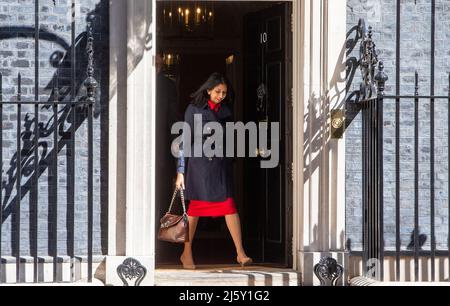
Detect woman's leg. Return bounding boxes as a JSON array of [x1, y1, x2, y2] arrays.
[[225, 213, 250, 261], [180, 216, 199, 267]]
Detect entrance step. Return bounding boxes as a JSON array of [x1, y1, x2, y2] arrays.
[[155, 265, 301, 286]]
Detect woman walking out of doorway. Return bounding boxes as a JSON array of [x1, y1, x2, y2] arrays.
[[175, 72, 252, 269]]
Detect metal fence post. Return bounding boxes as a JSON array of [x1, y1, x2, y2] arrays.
[[373, 61, 388, 281]]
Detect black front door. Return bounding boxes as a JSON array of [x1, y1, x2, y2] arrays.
[[243, 3, 293, 267]]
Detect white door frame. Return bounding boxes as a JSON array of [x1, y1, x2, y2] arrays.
[[108, 0, 347, 286]]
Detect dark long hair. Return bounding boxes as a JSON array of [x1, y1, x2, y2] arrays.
[[190, 72, 234, 107]]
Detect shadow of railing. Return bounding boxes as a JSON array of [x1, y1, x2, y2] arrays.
[[303, 19, 364, 184], [301, 19, 366, 254]]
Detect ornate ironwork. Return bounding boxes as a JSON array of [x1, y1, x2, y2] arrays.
[[358, 19, 389, 101], [313, 256, 344, 286], [84, 22, 98, 106], [359, 22, 378, 100], [117, 258, 147, 286]]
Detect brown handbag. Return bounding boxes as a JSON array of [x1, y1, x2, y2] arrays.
[[158, 188, 189, 243]]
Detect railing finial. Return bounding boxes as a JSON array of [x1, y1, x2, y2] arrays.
[[375, 61, 388, 96]]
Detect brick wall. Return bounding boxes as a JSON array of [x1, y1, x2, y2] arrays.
[[346, 0, 450, 251], [0, 0, 108, 256]]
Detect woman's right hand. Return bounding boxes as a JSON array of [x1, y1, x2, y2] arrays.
[[175, 173, 185, 190]]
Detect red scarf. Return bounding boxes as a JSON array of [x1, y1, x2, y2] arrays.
[[208, 100, 222, 113]]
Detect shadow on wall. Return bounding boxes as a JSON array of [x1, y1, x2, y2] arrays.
[[0, 0, 109, 256], [303, 20, 364, 182], [302, 19, 364, 251]]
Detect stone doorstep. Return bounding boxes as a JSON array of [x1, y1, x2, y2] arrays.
[[155, 265, 301, 286]]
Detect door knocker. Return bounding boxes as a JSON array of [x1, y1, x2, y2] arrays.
[[256, 83, 266, 112]]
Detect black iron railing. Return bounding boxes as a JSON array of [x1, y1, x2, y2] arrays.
[[355, 20, 387, 280], [354, 10, 450, 282], [0, 0, 97, 284]]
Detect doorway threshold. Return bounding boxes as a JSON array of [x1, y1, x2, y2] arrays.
[[155, 265, 301, 286]]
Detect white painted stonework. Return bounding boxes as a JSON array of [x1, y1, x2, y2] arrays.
[[295, 0, 348, 285], [107, 0, 156, 285]]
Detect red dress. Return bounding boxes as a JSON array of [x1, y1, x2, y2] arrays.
[[187, 100, 237, 217]]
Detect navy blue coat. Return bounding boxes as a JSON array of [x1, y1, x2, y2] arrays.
[[177, 102, 234, 202]]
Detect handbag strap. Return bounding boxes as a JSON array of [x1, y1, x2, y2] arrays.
[[167, 188, 187, 215]]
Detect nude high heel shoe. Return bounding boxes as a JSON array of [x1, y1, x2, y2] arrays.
[[180, 255, 196, 270], [237, 256, 253, 267]]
